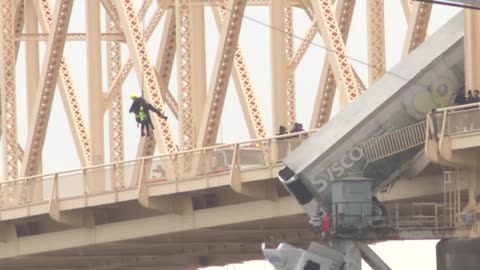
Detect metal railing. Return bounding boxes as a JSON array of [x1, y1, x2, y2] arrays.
[[361, 121, 426, 163], [427, 102, 480, 139], [331, 201, 457, 232], [0, 130, 315, 209], [444, 170, 463, 227]]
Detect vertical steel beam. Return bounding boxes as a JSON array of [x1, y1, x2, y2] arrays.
[[155, 10, 178, 118], [24, 0, 39, 129], [175, 0, 195, 151], [191, 5, 207, 135], [212, 7, 266, 139], [0, 0, 19, 180], [114, 0, 177, 155], [21, 0, 74, 177], [402, 1, 432, 58], [86, 0, 105, 168], [23, 0, 42, 200], [285, 6, 297, 129], [366, 0, 385, 84], [106, 4, 124, 181], [33, 0, 92, 167], [464, 9, 480, 90], [86, 0, 105, 192], [196, 0, 247, 147], [269, 0, 288, 132], [401, 0, 413, 22], [309, 0, 359, 103]]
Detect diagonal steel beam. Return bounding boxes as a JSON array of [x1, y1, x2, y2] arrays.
[[290, 0, 337, 72], [0, 0, 26, 168], [21, 0, 74, 176], [0, 0, 19, 180], [309, 0, 360, 103], [138, 10, 178, 160], [155, 10, 178, 118], [115, 0, 177, 154], [401, 0, 414, 22], [402, 1, 432, 58], [101, 0, 122, 28], [33, 0, 92, 167], [14, 0, 24, 57], [212, 7, 266, 139], [197, 0, 248, 147], [309, 0, 362, 129], [289, 20, 317, 72], [104, 1, 170, 110]]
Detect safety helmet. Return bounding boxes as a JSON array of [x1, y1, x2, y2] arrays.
[[129, 93, 139, 99]]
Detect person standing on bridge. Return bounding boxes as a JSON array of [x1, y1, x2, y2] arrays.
[[453, 87, 467, 106], [276, 125, 289, 161], [471, 90, 480, 103], [321, 213, 331, 240], [129, 93, 168, 137], [289, 122, 306, 150]]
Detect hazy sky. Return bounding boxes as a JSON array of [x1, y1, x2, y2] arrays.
[[201, 240, 438, 270], [9, 0, 461, 269]]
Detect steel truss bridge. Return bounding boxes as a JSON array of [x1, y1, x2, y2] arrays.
[[1, 0, 480, 269]]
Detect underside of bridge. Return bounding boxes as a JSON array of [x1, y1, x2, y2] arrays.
[[0, 177, 319, 270], [1, 215, 316, 270]]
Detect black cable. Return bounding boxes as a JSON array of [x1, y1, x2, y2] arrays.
[[237, 10, 421, 87], [212, 4, 462, 89], [241, 12, 374, 69], [414, 0, 480, 10]]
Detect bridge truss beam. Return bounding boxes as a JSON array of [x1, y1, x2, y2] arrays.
[[0, 0, 446, 184], [21, 0, 75, 177]]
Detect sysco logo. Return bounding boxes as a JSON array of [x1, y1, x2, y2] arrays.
[[312, 146, 364, 192]]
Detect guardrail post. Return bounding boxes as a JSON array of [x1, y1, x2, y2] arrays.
[[395, 203, 399, 229], [48, 173, 94, 228], [439, 110, 448, 148], [137, 158, 148, 207], [82, 169, 88, 205], [229, 144, 241, 193]]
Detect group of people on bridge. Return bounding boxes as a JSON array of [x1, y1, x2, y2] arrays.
[[275, 122, 306, 160], [454, 87, 480, 105]]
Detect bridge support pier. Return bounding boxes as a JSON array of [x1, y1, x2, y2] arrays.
[[333, 240, 392, 270], [437, 238, 480, 270]]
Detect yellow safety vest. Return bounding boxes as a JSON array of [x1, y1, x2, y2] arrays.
[[136, 106, 145, 122]]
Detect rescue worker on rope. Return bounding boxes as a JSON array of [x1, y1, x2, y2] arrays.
[[129, 93, 168, 137]]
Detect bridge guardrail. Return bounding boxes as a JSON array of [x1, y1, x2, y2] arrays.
[[0, 130, 316, 209], [331, 201, 458, 233], [427, 102, 480, 137]]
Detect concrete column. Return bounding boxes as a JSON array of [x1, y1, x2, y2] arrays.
[[437, 239, 480, 270], [334, 240, 362, 270]]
